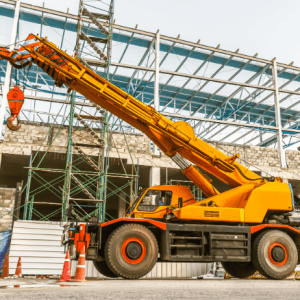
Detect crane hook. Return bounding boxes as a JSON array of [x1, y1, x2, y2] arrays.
[[6, 86, 24, 131]]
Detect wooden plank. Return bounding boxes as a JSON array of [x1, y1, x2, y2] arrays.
[[11, 233, 61, 241], [9, 269, 63, 275], [9, 257, 65, 264], [13, 221, 65, 231], [11, 239, 62, 246], [9, 251, 65, 258], [171, 263, 177, 278], [161, 262, 167, 278], [156, 263, 162, 278], [10, 245, 64, 252], [176, 263, 182, 278], [12, 227, 63, 235], [182, 263, 187, 278], [166, 263, 172, 278], [9, 263, 64, 270]]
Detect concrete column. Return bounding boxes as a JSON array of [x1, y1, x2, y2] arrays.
[[0, 153, 2, 171], [149, 166, 160, 187], [117, 192, 126, 218]]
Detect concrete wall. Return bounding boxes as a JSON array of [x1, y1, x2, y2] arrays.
[[1, 122, 300, 181], [0, 188, 16, 232]]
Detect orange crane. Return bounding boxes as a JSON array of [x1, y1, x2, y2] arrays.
[[1, 34, 300, 280]]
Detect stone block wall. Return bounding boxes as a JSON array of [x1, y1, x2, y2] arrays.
[[1, 122, 152, 156], [286, 150, 300, 169], [0, 188, 16, 232], [209, 142, 281, 168], [109, 131, 151, 155], [1, 121, 300, 180]]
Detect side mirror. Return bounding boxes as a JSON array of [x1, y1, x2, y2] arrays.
[[178, 197, 183, 208], [64, 204, 73, 217]]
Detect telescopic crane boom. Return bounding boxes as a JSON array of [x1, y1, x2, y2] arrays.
[[0, 34, 292, 225], [1, 34, 263, 195]]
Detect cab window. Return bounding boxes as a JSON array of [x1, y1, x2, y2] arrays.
[[137, 190, 172, 212]]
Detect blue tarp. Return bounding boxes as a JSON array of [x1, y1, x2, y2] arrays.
[[0, 231, 11, 274]]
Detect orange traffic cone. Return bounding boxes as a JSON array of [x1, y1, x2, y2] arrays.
[[68, 246, 86, 282], [1, 254, 9, 279], [15, 257, 22, 278], [57, 250, 71, 282]]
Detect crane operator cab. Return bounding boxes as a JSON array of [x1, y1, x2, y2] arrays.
[[127, 185, 197, 220]]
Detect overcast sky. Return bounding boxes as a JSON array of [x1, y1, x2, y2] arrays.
[[20, 0, 300, 66]]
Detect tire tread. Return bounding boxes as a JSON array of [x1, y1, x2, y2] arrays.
[[105, 223, 158, 279]]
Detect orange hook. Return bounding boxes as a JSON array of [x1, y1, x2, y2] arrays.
[[6, 86, 24, 131]]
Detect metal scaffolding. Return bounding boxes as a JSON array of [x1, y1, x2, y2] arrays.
[[0, 0, 139, 222]]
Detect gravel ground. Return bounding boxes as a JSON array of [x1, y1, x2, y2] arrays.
[[1, 278, 300, 300]]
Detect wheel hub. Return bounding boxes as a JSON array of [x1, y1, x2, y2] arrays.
[[271, 246, 285, 263], [268, 242, 288, 266], [121, 237, 147, 265], [125, 242, 142, 260]]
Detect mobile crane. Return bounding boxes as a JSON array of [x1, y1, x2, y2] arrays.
[[1, 34, 300, 280]]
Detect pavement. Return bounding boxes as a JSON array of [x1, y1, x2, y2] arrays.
[[1, 277, 300, 299]]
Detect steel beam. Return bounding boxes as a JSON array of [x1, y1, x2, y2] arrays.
[[272, 59, 284, 167], [153, 31, 160, 155], [2, 0, 300, 72], [83, 60, 300, 96], [161, 112, 300, 134], [0, 0, 20, 139]]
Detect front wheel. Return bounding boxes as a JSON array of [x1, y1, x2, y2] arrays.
[[222, 261, 256, 278], [105, 224, 158, 279], [252, 230, 298, 280]]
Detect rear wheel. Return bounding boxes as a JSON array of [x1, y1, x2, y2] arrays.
[[93, 260, 118, 278], [252, 230, 298, 280], [105, 224, 158, 279], [222, 261, 256, 278]]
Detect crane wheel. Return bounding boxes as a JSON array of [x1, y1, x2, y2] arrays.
[[93, 260, 119, 278], [104, 224, 158, 279], [252, 230, 298, 280], [221, 261, 256, 278]]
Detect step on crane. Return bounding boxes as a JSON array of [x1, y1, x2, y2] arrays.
[[1, 34, 300, 280]]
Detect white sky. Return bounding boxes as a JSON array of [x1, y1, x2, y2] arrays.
[[3, 0, 300, 150], [20, 0, 300, 66], [116, 0, 300, 66]]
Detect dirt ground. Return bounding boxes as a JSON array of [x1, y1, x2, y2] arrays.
[[1, 278, 300, 300]]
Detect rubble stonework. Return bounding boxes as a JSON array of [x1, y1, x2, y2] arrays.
[[0, 188, 16, 232], [0, 122, 300, 180]]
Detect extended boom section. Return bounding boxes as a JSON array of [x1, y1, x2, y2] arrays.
[[0, 34, 293, 224], [1, 34, 262, 189], [3, 34, 300, 281]]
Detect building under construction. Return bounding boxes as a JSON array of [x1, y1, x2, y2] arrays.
[[1, 0, 300, 278]]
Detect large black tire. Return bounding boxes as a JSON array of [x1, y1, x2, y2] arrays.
[[222, 261, 256, 279], [252, 230, 298, 280], [105, 224, 158, 279], [93, 260, 119, 278]]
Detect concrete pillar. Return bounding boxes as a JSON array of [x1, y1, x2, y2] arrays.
[[0, 153, 2, 171], [117, 192, 126, 218], [149, 166, 160, 187]]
